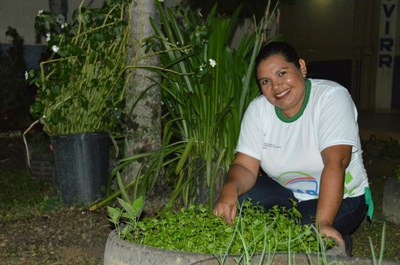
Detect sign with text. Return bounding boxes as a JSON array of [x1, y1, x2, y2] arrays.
[[376, 0, 398, 110]]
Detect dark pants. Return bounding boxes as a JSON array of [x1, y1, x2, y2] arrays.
[[238, 172, 367, 236]]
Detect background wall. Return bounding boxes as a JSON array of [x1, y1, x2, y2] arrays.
[[279, 0, 355, 92], [279, 0, 355, 62], [0, 0, 104, 70], [0, 0, 104, 45]]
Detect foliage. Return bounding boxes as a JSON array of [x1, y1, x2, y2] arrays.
[[361, 135, 400, 182], [36, 195, 64, 214], [107, 196, 144, 239], [369, 222, 387, 265], [142, 1, 277, 210], [90, 119, 194, 212], [121, 201, 329, 255], [361, 136, 400, 159], [0, 27, 32, 131], [96, 0, 278, 218], [28, 0, 132, 135], [395, 165, 400, 183], [0, 170, 57, 222]]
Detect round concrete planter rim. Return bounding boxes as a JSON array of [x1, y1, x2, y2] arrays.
[[104, 230, 398, 265]]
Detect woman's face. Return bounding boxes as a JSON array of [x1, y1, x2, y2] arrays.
[[257, 54, 307, 118]]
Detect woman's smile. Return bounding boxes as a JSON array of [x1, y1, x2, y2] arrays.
[[275, 88, 291, 99]]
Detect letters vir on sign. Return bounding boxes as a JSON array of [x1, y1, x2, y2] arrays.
[[379, 2, 396, 68]]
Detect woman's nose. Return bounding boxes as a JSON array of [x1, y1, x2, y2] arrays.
[[271, 80, 280, 91]]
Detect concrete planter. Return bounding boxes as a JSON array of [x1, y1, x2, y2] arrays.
[[104, 230, 397, 265]]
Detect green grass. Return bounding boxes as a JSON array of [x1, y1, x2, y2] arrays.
[[0, 170, 62, 222]]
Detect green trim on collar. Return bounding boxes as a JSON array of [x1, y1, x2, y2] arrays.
[[275, 79, 311, 123]]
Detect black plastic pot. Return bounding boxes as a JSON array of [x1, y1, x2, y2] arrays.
[[50, 132, 110, 205]]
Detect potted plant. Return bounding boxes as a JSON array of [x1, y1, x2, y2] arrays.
[[27, 0, 132, 205]]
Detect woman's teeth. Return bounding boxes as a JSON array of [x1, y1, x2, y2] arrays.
[[276, 89, 290, 98]]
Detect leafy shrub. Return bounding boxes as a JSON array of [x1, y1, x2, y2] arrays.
[[28, 0, 131, 135]]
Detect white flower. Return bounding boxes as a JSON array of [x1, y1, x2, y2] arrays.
[[199, 63, 205, 71], [61, 23, 67, 29], [24, 71, 28, 80], [51, 45, 59, 53], [37, 10, 43, 16], [46, 33, 51, 42], [209, 59, 217, 68]]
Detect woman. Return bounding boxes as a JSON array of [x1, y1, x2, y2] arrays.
[[213, 41, 371, 256]]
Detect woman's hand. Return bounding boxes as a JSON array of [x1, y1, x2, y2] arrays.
[[213, 153, 260, 224], [319, 222, 349, 257], [319, 222, 345, 246], [213, 182, 238, 224]]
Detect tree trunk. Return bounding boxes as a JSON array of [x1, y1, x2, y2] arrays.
[[124, 0, 161, 184]]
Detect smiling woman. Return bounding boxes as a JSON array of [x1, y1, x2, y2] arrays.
[[213, 41, 372, 257]]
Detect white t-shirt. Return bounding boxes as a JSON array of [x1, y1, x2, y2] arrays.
[[236, 79, 369, 201]]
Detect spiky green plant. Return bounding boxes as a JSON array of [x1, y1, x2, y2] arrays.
[[96, 1, 278, 215], [146, 1, 276, 210]]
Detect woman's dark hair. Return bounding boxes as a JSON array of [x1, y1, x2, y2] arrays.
[[255, 41, 301, 80]]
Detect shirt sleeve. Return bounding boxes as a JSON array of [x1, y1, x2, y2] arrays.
[[236, 101, 264, 160], [317, 87, 360, 152]]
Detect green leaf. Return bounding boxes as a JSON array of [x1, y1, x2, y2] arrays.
[[131, 196, 145, 217], [174, 137, 195, 175], [107, 206, 122, 225]]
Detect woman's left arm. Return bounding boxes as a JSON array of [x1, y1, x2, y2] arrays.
[[317, 144, 352, 246]]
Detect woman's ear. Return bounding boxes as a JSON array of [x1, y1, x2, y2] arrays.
[[299, 59, 307, 78]]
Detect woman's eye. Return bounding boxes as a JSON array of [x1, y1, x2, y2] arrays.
[[278, 71, 286, 77], [260, 79, 269, 85]]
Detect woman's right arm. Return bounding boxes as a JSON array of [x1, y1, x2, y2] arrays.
[[213, 152, 260, 224]]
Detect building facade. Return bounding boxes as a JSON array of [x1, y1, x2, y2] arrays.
[[1, 0, 399, 112]]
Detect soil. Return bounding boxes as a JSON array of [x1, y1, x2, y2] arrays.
[[0, 133, 400, 265], [0, 207, 110, 265]]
